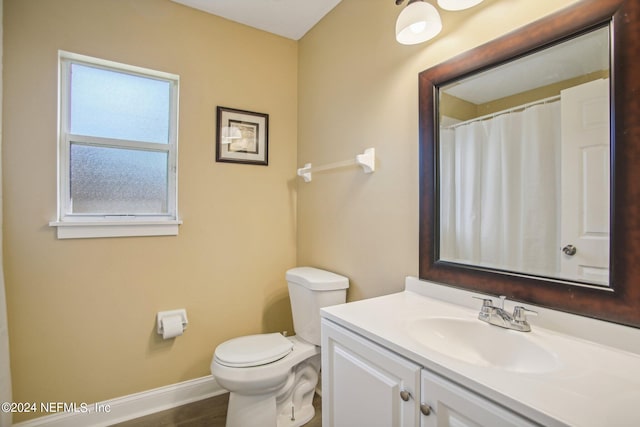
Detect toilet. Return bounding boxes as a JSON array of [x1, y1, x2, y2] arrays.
[[211, 267, 349, 427]]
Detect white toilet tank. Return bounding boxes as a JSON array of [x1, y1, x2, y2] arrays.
[[286, 267, 348, 346]]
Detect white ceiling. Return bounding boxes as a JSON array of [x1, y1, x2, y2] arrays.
[[171, 0, 343, 40], [445, 26, 610, 104]]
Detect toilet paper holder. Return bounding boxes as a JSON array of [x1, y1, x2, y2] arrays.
[[156, 309, 188, 335]]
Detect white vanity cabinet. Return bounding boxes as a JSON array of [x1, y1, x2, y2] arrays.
[[322, 319, 538, 427], [420, 369, 537, 427], [320, 278, 640, 427], [322, 318, 421, 427]]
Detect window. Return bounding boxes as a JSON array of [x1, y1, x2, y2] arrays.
[[51, 51, 180, 239]]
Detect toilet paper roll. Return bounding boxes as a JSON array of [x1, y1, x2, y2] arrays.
[[161, 315, 184, 339]]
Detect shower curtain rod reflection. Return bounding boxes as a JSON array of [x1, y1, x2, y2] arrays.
[[444, 94, 560, 129]]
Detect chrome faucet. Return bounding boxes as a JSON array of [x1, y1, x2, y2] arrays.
[[474, 296, 536, 332]]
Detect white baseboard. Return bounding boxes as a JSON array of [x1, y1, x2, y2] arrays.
[[13, 375, 226, 427]]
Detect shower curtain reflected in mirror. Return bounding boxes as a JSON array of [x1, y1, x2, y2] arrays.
[[439, 101, 561, 278]]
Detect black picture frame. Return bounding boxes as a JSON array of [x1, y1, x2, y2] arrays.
[[216, 106, 269, 166]]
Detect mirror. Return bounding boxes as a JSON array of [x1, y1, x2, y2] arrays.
[[419, 0, 640, 328], [439, 26, 610, 287]]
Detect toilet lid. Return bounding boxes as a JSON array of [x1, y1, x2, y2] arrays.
[[215, 333, 293, 368]]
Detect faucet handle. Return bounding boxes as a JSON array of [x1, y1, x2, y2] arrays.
[[472, 297, 494, 322], [472, 296, 494, 309], [513, 306, 537, 322]]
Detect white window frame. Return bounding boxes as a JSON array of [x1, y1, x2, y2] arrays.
[[50, 51, 181, 239]]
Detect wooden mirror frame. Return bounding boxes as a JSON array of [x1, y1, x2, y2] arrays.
[[418, 0, 640, 328]]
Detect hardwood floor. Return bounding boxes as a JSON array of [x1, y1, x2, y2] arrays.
[[110, 392, 322, 427]]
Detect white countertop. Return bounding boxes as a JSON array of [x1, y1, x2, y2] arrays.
[[321, 277, 640, 427]]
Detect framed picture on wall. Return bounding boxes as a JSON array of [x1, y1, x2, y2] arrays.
[[216, 106, 269, 166]]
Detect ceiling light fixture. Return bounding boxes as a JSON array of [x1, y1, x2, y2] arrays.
[[395, 0, 442, 45], [395, 0, 485, 45], [437, 0, 484, 11]]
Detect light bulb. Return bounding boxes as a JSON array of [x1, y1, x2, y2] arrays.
[[396, 2, 442, 45], [410, 21, 427, 34]]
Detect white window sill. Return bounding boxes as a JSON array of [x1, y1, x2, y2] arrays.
[[49, 219, 183, 239]]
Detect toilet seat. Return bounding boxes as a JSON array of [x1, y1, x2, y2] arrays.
[[215, 333, 293, 368]]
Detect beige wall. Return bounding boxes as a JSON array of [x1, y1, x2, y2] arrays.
[[297, 0, 581, 302], [3, 0, 587, 422], [3, 0, 297, 421]]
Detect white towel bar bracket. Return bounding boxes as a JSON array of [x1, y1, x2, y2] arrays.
[[297, 148, 375, 183]]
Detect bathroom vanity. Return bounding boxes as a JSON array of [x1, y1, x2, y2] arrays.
[[320, 277, 640, 427]]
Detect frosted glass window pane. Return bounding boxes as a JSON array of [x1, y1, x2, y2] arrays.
[[69, 63, 170, 144], [70, 144, 168, 214]]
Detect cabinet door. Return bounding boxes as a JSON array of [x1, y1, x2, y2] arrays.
[[420, 369, 537, 427], [322, 319, 421, 427]]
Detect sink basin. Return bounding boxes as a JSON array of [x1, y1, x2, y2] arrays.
[[407, 317, 561, 373]]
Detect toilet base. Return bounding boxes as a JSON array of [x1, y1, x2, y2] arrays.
[[275, 354, 319, 427], [224, 354, 320, 427], [276, 403, 315, 427], [226, 393, 277, 427], [225, 392, 316, 427]]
